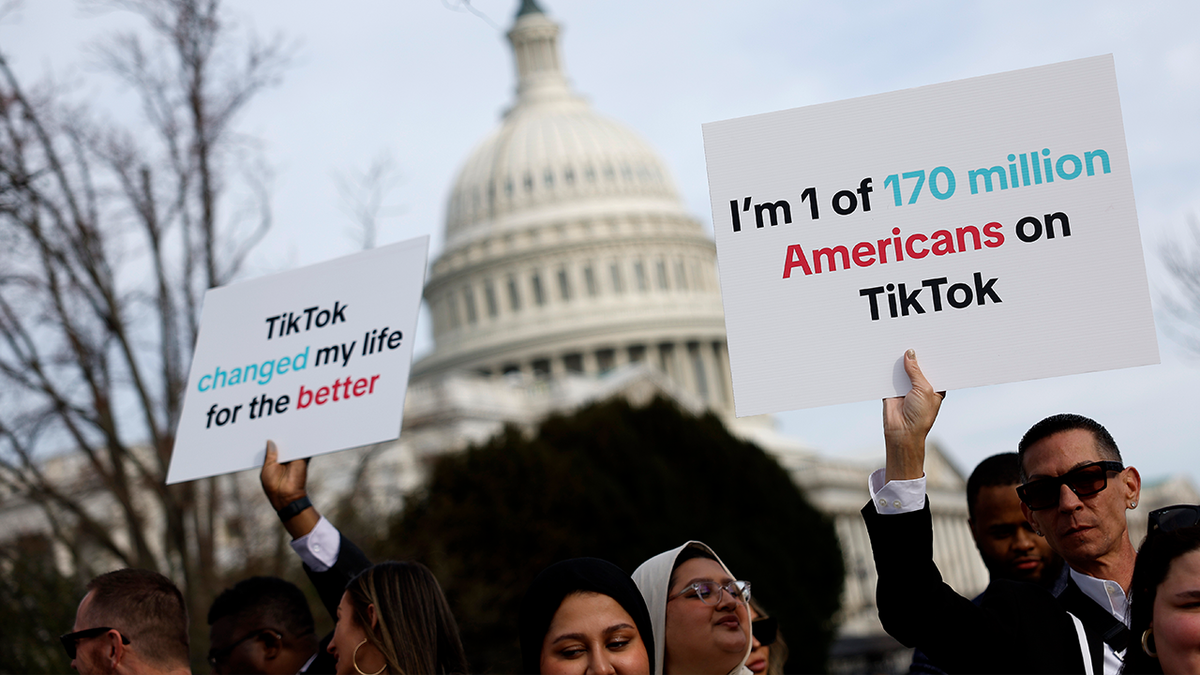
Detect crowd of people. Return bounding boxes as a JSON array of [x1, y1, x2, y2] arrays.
[[56, 352, 1198, 674]]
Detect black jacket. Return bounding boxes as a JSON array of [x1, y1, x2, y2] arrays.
[[862, 500, 1102, 674], [301, 533, 373, 674]]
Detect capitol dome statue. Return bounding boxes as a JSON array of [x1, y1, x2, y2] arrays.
[[413, 0, 732, 413]]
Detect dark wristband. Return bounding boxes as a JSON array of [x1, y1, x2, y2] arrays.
[[277, 496, 312, 522]]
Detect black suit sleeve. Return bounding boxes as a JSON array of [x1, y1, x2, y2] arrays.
[[861, 500, 1085, 674], [303, 531, 372, 621]]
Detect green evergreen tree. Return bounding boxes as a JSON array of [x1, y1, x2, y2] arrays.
[[380, 396, 844, 673], [0, 536, 82, 674]]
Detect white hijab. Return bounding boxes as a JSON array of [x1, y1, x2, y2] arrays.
[[631, 541, 752, 675]]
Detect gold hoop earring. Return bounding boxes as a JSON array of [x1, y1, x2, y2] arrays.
[[1142, 628, 1157, 658], [353, 638, 386, 675]]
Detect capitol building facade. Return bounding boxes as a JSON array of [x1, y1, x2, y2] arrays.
[[390, 3, 983, 667]]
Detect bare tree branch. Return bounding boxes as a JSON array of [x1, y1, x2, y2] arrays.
[[1158, 214, 1200, 355], [0, 0, 290, 637], [336, 151, 404, 251]]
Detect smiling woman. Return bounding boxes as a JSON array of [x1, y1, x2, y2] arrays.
[[632, 542, 752, 675], [520, 558, 655, 675]]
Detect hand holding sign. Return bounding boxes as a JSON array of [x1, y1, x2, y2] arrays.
[[261, 440, 319, 540], [882, 351, 942, 483], [260, 440, 308, 511]]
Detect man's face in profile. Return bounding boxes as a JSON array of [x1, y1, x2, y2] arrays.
[[970, 483, 1060, 583]]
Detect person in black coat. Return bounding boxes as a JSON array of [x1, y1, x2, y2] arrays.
[[865, 350, 1141, 675], [907, 453, 1069, 674]]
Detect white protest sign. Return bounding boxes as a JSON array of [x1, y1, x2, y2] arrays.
[[166, 236, 429, 484], [703, 55, 1158, 417]]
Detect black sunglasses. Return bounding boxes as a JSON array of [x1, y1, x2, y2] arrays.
[[1148, 504, 1200, 535], [207, 629, 282, 668], [60, 627, 129, 660], [752, 616, 778, 646], [1016, 461, 1125, 511]]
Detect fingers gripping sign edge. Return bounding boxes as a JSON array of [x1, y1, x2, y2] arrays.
[[883, 350, 944, 482], [261, 439, 309, 511]]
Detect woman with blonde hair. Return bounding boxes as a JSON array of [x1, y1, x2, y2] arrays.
[[327, 561, 469, 675]]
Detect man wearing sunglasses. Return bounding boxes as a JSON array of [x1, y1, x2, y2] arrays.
[[863, 351, 1141, 675], [62, 568, 190, 674]]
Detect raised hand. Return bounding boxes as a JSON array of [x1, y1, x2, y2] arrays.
[[882, 350, 943, 482], [261, 440, 319, 538], [260, 440, 310, 511]]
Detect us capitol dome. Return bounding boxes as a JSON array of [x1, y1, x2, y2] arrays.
[[411, 0, 732, 412], [391, 10, 991, 660], [394, 5, 998, 664]]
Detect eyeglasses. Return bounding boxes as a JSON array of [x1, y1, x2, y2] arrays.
[[669, 580, 751, 606], [1016, 461, 1125, 511], [1148, 504, 1200, 535], [752, 616, 778, 646], [60, 627, 129, 660], [207, 629, 282, 669]]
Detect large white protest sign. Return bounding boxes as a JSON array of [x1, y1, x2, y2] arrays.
[[703, 55, 1158, 417], [166, 237, 428, 484]]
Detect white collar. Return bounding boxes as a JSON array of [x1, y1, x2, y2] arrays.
[[298, 650, 318, 674], [1069, 567, 1129, 625]]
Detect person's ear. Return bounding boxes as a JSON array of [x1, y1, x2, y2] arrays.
[[106, 629, 126, 668], [261, 631, 283, 660], [1123, 466, 1141, 504]]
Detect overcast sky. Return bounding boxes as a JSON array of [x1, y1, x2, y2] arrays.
[[3, 0, 1198, 487]]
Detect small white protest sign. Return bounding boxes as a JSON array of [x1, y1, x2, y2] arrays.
[[166, 236, 429, 484], [702, 55, 1158, 417]]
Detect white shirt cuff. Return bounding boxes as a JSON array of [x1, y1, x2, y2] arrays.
[[289, 515, 341, 572], [868, 468, 927, 514]]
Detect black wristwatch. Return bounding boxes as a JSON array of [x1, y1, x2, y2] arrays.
[[277, 495, 312, 522]]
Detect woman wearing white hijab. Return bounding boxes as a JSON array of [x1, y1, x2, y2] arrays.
[[632, 541, 753, 675]]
